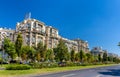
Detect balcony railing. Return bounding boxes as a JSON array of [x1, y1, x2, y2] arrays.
[[31, 29, 45, 35]]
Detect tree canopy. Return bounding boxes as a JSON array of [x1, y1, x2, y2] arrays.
[[3, 38, 16, 60], [54, 39, 69, 62], [15, 33, 23, 57]]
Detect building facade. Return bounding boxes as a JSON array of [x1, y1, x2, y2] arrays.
[[108, 53, 118, 58], [15, 19, 46, 47], [0, 14, 89, 53], [91, 47, 119, 58], [0, 28, 14, 59], [0, 28, 14, 49], [74, 39, 89, 53], [45, 26, 59, 49], [91, 47, 104, 56]]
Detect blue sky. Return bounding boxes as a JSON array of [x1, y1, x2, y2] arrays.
[[0, 0, 120, 55]]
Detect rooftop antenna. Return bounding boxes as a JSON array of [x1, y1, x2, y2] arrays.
[[25, 12, 31, 19]]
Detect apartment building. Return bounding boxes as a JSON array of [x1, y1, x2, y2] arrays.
[[61, 37, 78, 52], [0, 14, 89, 53], [15, 18, 46, 47], [45, 26, 59, 49], [0, 28, 14, 59], [0, 28, 14, 49], [91, 47, 104, 56], [74, 39, 89, 53], [91, 47, 119, 59], [108, 53, 118, 58]]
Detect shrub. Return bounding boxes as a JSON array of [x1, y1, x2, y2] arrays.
[[0, 58, 3, 64], [29, 62, 58, 69], [81, 63, 89, 66], [58, 62, 67, 67], [92, 62, 103, 65], [48, 62, 58, 68], [66, 62, 76, 66], [6, 64, 31, 70]]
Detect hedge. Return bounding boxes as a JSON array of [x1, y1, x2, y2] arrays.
[[6, 64, 31, 70], [29, 62, 58, 69]]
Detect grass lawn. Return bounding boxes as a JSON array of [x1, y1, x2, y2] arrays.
[[0, 64, 118, 77]]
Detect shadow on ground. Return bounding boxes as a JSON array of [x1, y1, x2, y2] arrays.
[[99, 69, 120, 76]]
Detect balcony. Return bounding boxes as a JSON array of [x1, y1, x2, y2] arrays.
[[31, 29, 45, 36], [50, 34, 58, 39]]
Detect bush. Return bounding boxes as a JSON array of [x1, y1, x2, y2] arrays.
[[81, 63, 90, 66], [92, 62, 103, 65], [66, 62, 76, 66], [0, 58, 9, 64], [48, 62, 58, 68], [6, 64, 31, 70], [29, 62, 58, 69], [0, 58, 3, 64], [58, 62, 67, 67]]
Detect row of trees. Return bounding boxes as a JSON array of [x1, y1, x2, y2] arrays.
[[2, 33, 120, 63]]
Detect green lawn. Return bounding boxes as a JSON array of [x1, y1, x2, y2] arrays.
[[0, 64, 118, 77]]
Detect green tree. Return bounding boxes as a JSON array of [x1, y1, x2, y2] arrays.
[[75, 53, 79, 62], [45, 49, 54, 61], [108, 56, 113, 62], [54, 39, 69, 62], [70, 49, 75, 62], [79, 50, 85, 62], [103, 52, 108, 62], [86, 53, 92, 63], [94, 55, 98, 62], [43, 44, 47, 59], [84, 54, 87, 62], [36, 42, 46, 61], [15, 33, 23, 58], [4, 38, 16, 60], [27, 46, 36, 62], [21, 46, 29, 61], [66, 52, 70, 61], [98, 54, 102, 62], [91, 55, 95, 62], [113, 57, 120, 63], [21, 46, 36, 62], [35, 52, 41, 62]]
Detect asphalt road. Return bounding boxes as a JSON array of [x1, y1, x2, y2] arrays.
[[32, 65, 120, 77]]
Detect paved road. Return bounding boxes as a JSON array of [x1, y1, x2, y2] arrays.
[[32, 65, 120, 77]]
